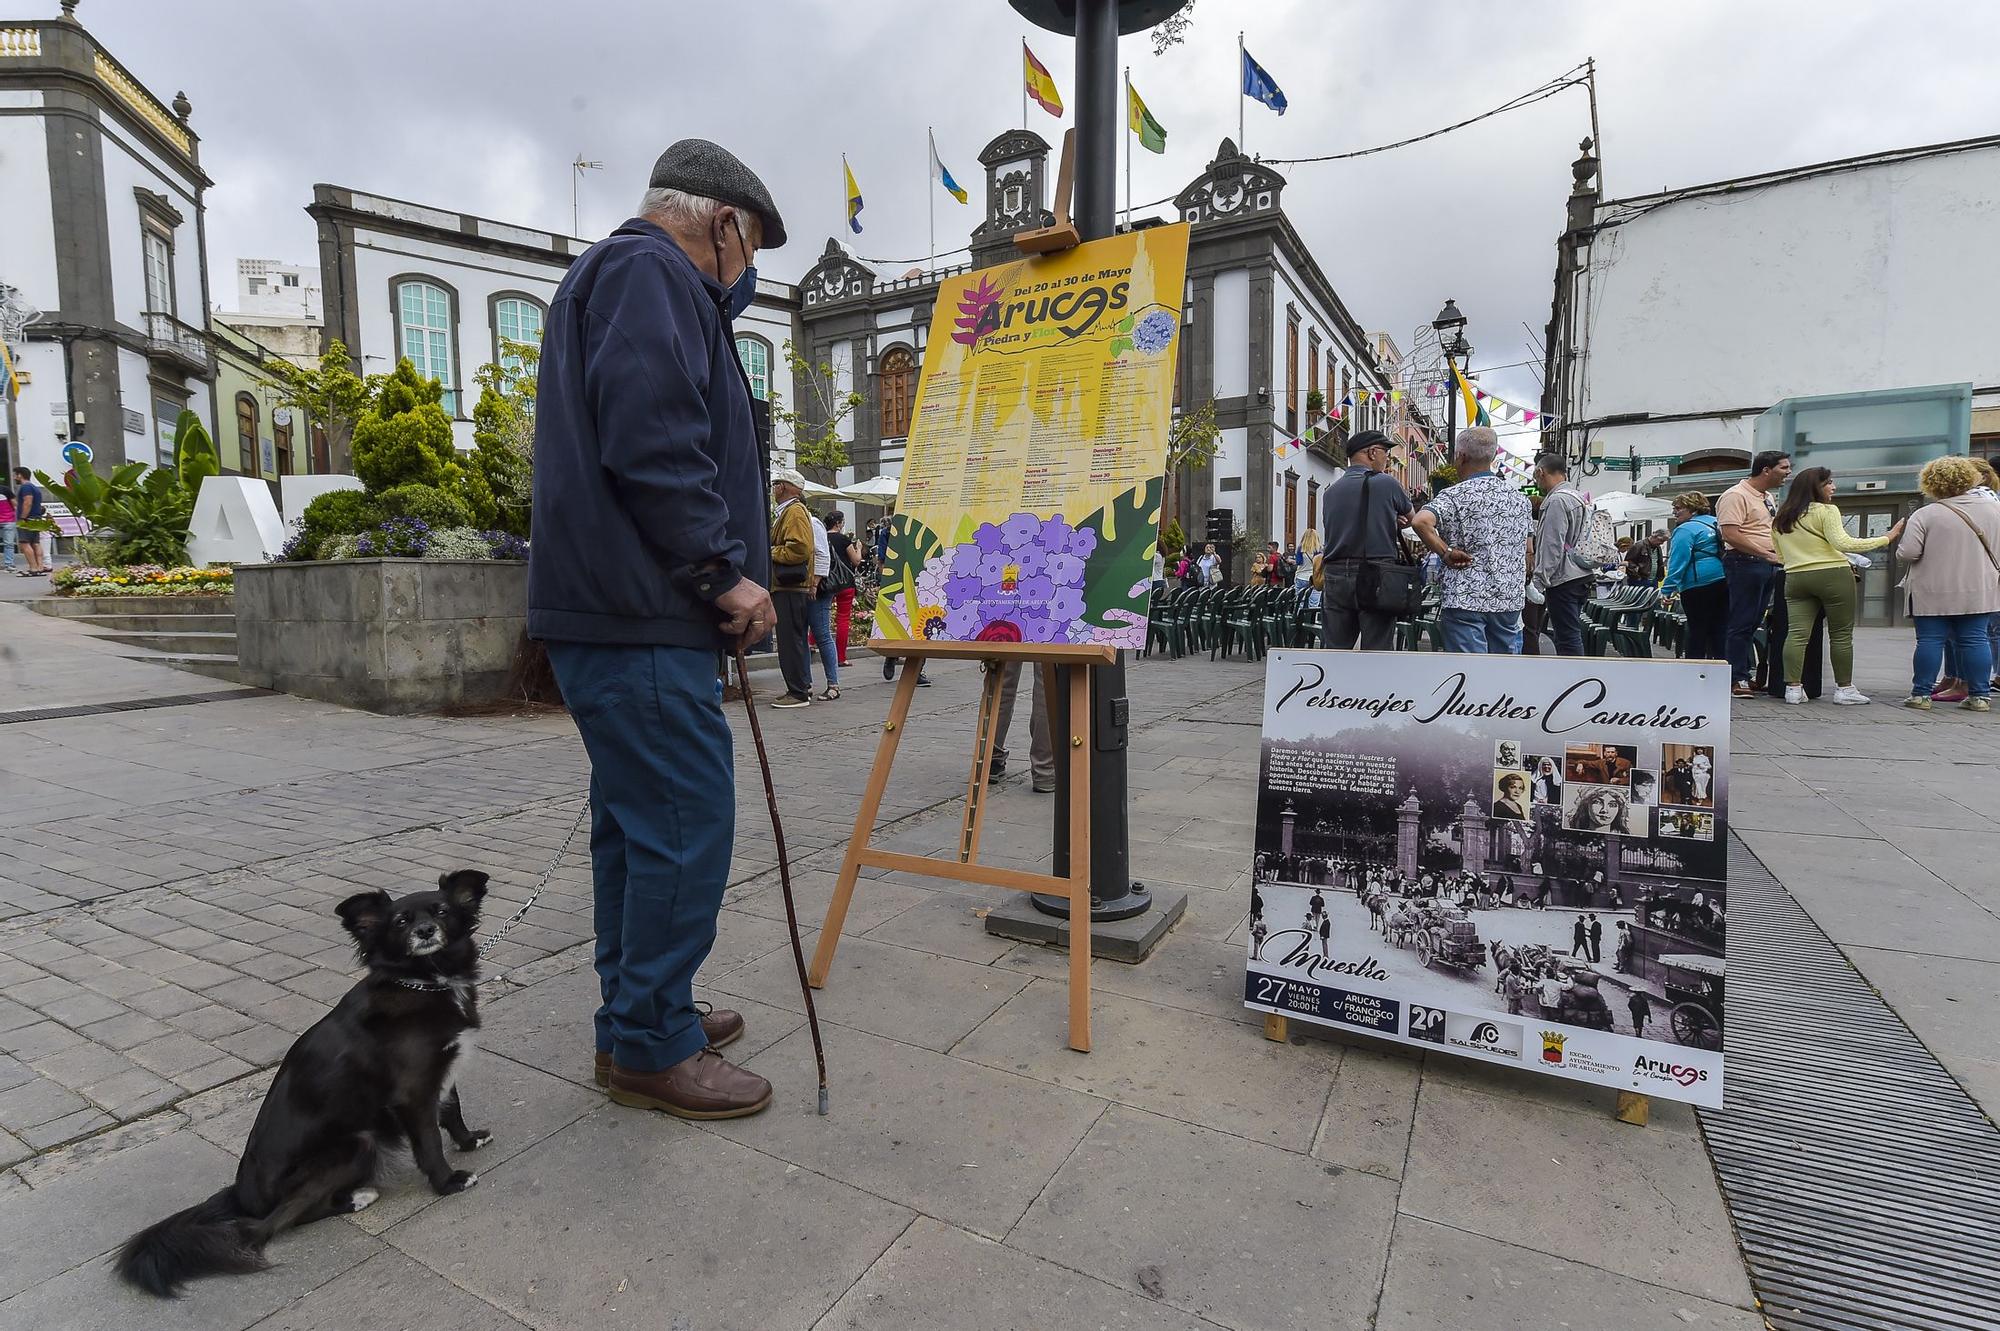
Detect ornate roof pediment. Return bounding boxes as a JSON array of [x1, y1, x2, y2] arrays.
[[802, 238, 874, 307], [1176, 137, 1287, 225], [979, 128, 1051, 168]]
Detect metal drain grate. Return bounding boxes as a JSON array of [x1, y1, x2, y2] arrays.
[[0, 687, 270, 725], [1705, 838, 2000, 1330]]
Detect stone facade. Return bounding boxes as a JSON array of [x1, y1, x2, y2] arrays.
[[235, 559, 526, 714]]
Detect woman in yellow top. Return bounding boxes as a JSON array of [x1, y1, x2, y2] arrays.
[[1771, 466, 1904, 705]]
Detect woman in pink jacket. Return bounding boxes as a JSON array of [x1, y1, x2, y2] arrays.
[[1896, 456, 2000, 712]]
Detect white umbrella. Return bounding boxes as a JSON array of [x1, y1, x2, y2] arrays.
[[1591, 491, 1672, 525], [801, 478, 844, 499], [839, 474, 901, 500]]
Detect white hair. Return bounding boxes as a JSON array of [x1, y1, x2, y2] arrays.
[[1453, 426, 1499, 469], [638, 187, 749, 244]]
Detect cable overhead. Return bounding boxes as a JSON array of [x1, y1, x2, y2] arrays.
[[854, 65, 1592, 268]]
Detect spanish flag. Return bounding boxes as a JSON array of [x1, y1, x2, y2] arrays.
[[1127, 80, 1166, 153], [843, 155, 864, 234], [1025, 42, 1063, 118]]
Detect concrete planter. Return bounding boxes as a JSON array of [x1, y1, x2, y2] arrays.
[[234, 559, 527, 714]]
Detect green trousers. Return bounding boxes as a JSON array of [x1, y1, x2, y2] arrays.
[[1784, 565, 1857, 687]]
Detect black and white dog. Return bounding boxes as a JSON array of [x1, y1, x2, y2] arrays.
[[117, 870, 493, 1297]]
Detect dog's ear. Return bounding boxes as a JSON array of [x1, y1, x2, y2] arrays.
[[336, 891, 393, 939], [439, 870, 489, 911]]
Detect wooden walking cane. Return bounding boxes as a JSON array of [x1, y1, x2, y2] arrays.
[[732, 647, 830, 1115]]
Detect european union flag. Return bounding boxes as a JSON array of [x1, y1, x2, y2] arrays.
[[1241, 47, 1287, 115]]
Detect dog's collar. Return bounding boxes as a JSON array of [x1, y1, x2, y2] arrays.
[[388, 976, 458, 993]]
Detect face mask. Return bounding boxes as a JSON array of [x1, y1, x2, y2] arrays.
[[714, 213, 757, 321]]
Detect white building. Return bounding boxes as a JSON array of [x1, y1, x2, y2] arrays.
[[0, 8, 214, 478], [308, 185, 798, 465], [233, 258, 321, 322], [1547, 134, 2000, 495]]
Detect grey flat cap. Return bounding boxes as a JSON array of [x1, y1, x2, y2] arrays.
[[648, 139, 787, 249]]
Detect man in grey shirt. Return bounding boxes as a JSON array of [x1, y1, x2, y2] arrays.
[[1531, 453, 1594, 656], [1319, 430, 1414, 650]]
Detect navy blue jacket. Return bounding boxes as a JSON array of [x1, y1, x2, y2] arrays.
[[527, 218, 768, 648]]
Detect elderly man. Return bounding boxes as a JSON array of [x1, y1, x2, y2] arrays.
[[1319, 429, 1415, 649], [768, 466, 817, 706], [1530, 453, 1594, 656], [1413, 427, 1534, 653], [528, 140, 784, 1120]]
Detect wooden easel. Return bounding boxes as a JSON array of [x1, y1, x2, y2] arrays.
[[808, 638, 1111, 1052]]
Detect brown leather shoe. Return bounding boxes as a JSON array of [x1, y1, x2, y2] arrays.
[[593, 1009, 744, 1086], [607, 1048, 772, 1119]]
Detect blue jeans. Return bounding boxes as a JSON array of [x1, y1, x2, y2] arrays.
[[1914, 614, 1994, 699], [1, 522, 14, 570], [1543, 578, 1591, 657], [1440, 607, 1523, 654], [807, 591, 838, 688], [1723, 556, 1777, 686], [546, 641, 735, 1073]]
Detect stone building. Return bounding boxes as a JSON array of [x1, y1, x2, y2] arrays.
[[794, 129, 1404, 546], [0, 3, 214, 478]]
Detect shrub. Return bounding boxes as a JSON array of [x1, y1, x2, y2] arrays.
[[350, 359, 456, 492], [423, 527, 496, 561], [482, 530, 529, 561], [376, 483, 475, 530], [348, 517, 431, 559], [1159, 518, 1186, 558], [291, 489, 381, 560]]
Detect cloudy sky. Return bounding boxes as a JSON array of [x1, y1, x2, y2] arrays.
[[82, 0, 2000, 409]]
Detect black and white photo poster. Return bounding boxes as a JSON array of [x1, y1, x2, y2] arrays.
[[1246, 651, 1728, 1107]]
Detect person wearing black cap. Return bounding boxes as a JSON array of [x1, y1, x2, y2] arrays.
[[528, 139, 788, 1121], [1318, 429, 1415, 649]]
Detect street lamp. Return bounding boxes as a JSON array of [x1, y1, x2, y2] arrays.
[[1432, 299, 1472, 450]]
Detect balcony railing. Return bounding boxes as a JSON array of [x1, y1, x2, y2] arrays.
[[142, 310, 213, 377]]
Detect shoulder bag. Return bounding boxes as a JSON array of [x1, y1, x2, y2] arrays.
[[1943, 502, 2000, 587], [1354, 474, 1425, 618]]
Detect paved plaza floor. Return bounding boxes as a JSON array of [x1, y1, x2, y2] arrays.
[[0, 600, 1992, 1330]]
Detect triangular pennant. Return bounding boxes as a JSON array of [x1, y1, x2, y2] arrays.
[[1523, 409, 1537, 425]]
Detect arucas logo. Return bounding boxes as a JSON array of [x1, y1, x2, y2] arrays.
[[1540, 1031, 1566, 1065], [1633, 1055, 1709, 1088]]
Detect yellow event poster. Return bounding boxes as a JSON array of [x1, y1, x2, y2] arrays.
[[877, 224, 1191, 649]]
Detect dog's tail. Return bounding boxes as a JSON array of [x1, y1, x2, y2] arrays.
[[115, 1187, 267, 1297]]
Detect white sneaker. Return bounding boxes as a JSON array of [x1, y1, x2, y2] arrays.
[[1783, 685, 1807, 705], [1831, 686, 1871, 706]]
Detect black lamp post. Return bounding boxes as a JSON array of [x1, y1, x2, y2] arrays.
[[1010, 0, 1189, 924], [1432, 299, 1471, 454]]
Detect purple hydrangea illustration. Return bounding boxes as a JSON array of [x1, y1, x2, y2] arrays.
[[1132, 309, 1176, 354], [893, 511, 1118, 645]]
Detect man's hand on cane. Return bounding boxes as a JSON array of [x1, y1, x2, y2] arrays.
[[715, 579, 776, 650]]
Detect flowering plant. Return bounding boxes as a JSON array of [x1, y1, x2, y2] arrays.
[[52, 564, 234, 597], [883, 511, 1137, 646]]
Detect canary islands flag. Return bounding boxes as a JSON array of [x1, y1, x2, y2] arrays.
[[843, 156, 864, 234], [1453, 363, 1488, 426], [1242, 47, 1287, 115], [929, 130, 967, 204], [1128, 81, 1166, 153], [1025, 42, 1063, 117]]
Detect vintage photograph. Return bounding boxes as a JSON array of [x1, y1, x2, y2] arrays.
[[1494, 740, 1526, 771], [1662, 745, 1717, 808], [1629, 769, 1659, 808], [1529, 756, 1564, 807], [1565, 743, 1637, 785], [1564, 781, 1640, 835], [1491, 770, 1532, 822], [1660, 809, 1717, 841]]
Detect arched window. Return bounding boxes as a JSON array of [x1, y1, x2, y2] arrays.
[[735, 335, 771, 401], [273, 414, 293, 476], [493, 295, 545, 378], [394, 278, 457, 414], [879, 345, 916, 439], [235, 393, 259, 476]]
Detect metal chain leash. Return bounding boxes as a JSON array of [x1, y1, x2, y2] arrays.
[[478, 798, 590, 960]]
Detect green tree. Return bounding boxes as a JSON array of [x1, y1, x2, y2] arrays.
[[464, 340, 537, 535], [350, 359, 459, 494], [172, 409, 219, 486], [1427, 463, 1460, 491], [260, 340, 378, 470], [772, 341, 859, 475], [1162, 398, 1224, 528]]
